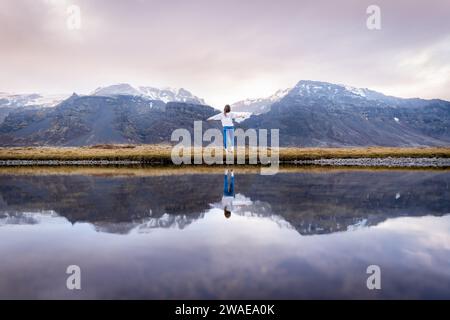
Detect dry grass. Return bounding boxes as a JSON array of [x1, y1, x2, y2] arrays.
[[0, 144, 174, 162], [0, 165, 446, 177], [0, 144, 449, 162], [278, 146, 450, 160]]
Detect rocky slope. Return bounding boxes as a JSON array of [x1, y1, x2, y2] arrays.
[[0, 94, 217, 146], [244, 80, 450, 146], [1, 80, 449, 147]]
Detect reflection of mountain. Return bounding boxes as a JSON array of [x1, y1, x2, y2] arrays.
[[0, 174, 217, 234], [0, 210, 65, 227], [241, 171, 450, 234], [0, 171, 449, 235], [94, 213, 208, 234]]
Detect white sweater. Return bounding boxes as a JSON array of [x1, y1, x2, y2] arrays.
[[207, 112, 248, 127]]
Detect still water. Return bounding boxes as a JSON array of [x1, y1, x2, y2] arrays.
[[0, 167, 449, 299]]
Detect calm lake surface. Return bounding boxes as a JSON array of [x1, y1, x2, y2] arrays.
[[0, 167, 449, 299]]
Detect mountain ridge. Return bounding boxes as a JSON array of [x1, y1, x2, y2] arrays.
[[91, 83, 206, 105], [243, 80, 450, 146], [0, 80, 449, 147]]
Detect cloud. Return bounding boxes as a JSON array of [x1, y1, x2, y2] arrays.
[[0, 0, 449, 105]]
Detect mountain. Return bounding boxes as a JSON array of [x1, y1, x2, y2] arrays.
[[92, 83, 206, 105], [243, 80, 450, 147], [0, 92, 69, 122], [0, 80, 449, 147], [0, 84, 206, 127], [231, 88, 290, 114], [0, 92, 68, 109], [0, 94, 217, 146]]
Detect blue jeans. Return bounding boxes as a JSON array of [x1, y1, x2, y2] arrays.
[[223, 174, 235, 197], [223, 126, 234, 149]]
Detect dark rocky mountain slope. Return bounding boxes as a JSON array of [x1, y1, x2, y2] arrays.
[[0, 94, 217, 146], [1, 80, 449, 147], [244, 80, 450, 147]]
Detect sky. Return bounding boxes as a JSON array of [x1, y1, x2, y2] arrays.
[[0, 0, 449, 107]]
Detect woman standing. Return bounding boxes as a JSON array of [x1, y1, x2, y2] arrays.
[[207, 104, 247, 153]]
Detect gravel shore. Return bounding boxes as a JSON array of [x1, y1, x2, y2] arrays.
[[290, 157, 450, 167], [1, 157, 450, 167], [0, 160, 144, 166]]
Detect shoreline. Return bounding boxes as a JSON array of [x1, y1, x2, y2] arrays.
[[291, 157, 450, 168], [1, 145, 450, 168], [0, 157, 450, 168], [1, 165, 449, 179]]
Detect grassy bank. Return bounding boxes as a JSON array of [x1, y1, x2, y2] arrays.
[[0, 145, 450, 162], [1, 165, 448, 177]]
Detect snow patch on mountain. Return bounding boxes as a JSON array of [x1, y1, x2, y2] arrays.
[[231, 88, 291, 115], [92, 83, 206, 105], [232, 80, 392, 115], [232, 80, 397, 115], [0, 93, 69, 108], [344, 85, 367, 97], [287, 80, 401, 105]]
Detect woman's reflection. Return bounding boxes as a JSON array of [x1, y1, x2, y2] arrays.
[[222, 169, 235, 219]]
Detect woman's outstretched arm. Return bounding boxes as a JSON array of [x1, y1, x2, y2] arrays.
[[231, 112, 251, 119], [207, 113, 222, 121]]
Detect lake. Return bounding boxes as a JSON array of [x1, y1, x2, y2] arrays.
[[0, 167, 449, 299]]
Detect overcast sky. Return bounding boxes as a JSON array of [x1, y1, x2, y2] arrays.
[[0, 0, 449, 106]]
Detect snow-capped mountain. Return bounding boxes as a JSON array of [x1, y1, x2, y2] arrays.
[[232, 80, 402, 115], [1, 79, 449, 147], [289, 80, 371, 98], [91, 83, 141, 96], [0, 92, 70, 123], [231, 88, 290, 114], [0, 92, 69, 108], [287, 80, 398, 103], [138, 86, 206, 104], [0, 94, 217, 146], [92, 83, 206, 105], [244, 80, 450, 146]]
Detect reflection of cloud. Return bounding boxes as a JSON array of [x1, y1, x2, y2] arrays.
[[1, 207, 450, 299], [377, 214, 450, 251]]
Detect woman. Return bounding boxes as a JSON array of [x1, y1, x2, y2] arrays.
[[207, 104, 247, 153]]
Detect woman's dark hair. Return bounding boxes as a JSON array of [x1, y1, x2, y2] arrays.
[[224, 104, 231, 114]]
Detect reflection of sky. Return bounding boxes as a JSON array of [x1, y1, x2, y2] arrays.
[[0, 208, 449, 299]]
